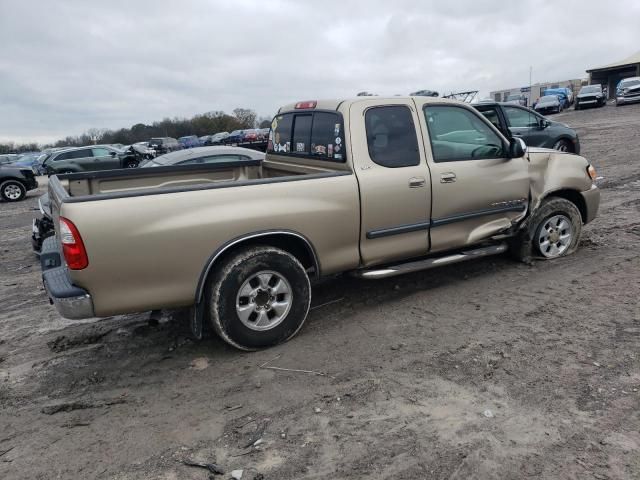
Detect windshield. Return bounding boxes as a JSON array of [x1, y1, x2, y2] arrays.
[[539, 96, 557, 103], [620, 79, 640, 88], [580, 86, 600, 94], [506, 95, 521, 101]]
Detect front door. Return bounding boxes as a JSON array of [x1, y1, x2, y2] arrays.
[[502, 105, 546, 148], [91, 147, 121, 170], [350, 99, 432, 266], [417, 103, 530, 253]]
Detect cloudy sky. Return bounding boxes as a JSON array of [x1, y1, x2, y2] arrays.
[[1, 0, 639, 144]]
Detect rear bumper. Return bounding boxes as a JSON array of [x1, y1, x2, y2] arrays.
[[40, 237, 95, 319], [581, 184, 600, 225]]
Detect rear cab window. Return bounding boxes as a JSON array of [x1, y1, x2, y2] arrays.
[[268, 110, 346, 162]]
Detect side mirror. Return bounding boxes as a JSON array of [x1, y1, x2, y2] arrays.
[[110, 151, 117, 156], [509, 137, 526, 158], [538, 119, 549, 129]]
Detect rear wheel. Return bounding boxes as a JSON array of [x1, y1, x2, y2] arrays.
[[207, 246, 311, 350], [124, 160, 139, 168], [0, 180, 26, 202]]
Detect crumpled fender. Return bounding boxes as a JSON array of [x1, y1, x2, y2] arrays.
[[526, 147, 592, 212]]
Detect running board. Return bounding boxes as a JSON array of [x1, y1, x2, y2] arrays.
[[353, 243, 508, 279]]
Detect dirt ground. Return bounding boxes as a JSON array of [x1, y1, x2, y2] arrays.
[[1, 103, 639, 480]]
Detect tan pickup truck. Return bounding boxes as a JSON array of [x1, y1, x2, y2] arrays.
[[42, 97, 600, 350]]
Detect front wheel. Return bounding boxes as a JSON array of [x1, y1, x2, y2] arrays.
[[510, 197, 582, 262], [124, 160, 139, 168], [552, 139, 572, 153], [207, 246, 311, 350], [1, 180, 26, 202]]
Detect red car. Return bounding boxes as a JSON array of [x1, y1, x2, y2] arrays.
[[243, 129, 259, 142]]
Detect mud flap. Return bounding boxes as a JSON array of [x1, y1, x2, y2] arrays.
[[189, 303, 205, 341]]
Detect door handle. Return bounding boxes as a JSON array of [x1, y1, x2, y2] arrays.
[[440, 172, 456, 183], [512, 133, 523, 137], [408, 177, 426, 188]]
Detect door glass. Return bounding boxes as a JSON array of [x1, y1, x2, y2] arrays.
[[503, 107, 537, 128], [92, 148, 111, 157], [477, 107, 502, 131], [364, 106, 420, 167], [424, 105, 506, 162], [70, 149, 91, 159]]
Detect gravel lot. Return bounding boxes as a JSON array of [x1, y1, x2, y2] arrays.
[[1, 103, 639, 480]]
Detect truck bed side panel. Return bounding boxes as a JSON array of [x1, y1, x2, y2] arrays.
[[62, 174, 360, 316]]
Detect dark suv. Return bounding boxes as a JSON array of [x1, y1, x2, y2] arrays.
[[42, 145, 136, 175], [474, 102, 580, 154], [148, 137, 181, 155], [575, 84, 606, 109]]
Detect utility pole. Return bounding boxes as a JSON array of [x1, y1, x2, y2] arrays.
[[529, 66, 533, 106]]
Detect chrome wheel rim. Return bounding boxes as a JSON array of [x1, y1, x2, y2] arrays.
[[537, 214, 573, 258], [553, 141, 569, 152], [236, 270, 292, 331], [4, 184, 22, 200]]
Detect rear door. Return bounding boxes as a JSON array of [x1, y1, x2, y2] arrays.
[[417, 102, 529, 252], [350, 99, 432, 266]]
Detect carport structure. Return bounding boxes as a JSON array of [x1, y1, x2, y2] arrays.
[[587, 51, 640, 99]]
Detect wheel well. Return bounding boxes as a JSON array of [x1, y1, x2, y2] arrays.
[[556, 137, 575, 152], [196, 232, 319, 302], [546, 190, 586, 223], [0, 178, 26, 187]]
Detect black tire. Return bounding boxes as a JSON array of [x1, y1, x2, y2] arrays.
[[124, 160, 139, 168], [207, 246, 311, 351], [0, 180, 27, 202], [552, 139, 572, 153], [509, 197, 582, 263], [574, 104, 580, 110]]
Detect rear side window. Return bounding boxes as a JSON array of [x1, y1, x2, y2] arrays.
[[268, 111, 345, 161], [92, 148, 111, 157], [364, 106, 420, 168]]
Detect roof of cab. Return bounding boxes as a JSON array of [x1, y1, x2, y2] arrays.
[[277, 96, 461, 114]]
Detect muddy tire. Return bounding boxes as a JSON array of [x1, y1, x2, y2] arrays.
[[206, 246, 311, 351], [510, 197, 582, 263], [552, 139, 573, 153], [1, 180, 27, 202]]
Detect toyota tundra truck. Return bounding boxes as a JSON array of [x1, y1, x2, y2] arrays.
[[41, 97, 600, 350]]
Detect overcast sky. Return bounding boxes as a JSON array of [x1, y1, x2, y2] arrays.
[[1, 0, 639, 144]]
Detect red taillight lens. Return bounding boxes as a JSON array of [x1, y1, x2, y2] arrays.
[[294, 100, 317, 109], [59, 217, 88, 270]]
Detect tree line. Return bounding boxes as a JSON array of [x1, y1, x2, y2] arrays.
[[0, 108, 271, 154]]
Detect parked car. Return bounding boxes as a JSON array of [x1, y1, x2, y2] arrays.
[[148, 137, 181, 155], [0, 154, 20, 165], [178, 135, 202, 149], [505, 94, 527, 106], [225, 130, 246, 144], [543, 88, 572, 107], [199, 135, 211, 144], [534, 95, 563, 114], [615, 76, 640, 106], [575, 85, 606, 110], [40, 96, 599, 351], [142, 146, 264, 167], [0, 165, 38, 201], [10, 152, 45, 173], [474, 102, 580, 153], [206, 132, 229, 145], [41, 145, 138, 175], [242, 129, 259, 142], [258, 128, 270, 141]]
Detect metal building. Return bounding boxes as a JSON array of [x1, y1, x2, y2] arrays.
[[586, 51, 640, 99], [489, 79, 584, 106]]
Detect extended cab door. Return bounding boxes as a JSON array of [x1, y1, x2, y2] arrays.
[[416, 102, 529, 252], [350, 99, 432, 266]]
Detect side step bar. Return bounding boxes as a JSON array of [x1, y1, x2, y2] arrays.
[[353, 243, 508, 279]]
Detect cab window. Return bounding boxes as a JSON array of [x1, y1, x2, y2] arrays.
[[268, 111, 345, 161], [92, 148, 111, 157], [424, 105, 506, 162]]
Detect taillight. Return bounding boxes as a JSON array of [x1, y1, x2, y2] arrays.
[[587, 165, 597, 182], [59, 217, 88, 270]]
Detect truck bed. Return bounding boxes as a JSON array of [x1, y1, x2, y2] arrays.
[[51, 157, 344, 201]]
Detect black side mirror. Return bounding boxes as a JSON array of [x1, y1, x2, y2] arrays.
[[538, 119, 549, 129], [509, 137, 526, 158], [110, 151, 117, 156]]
